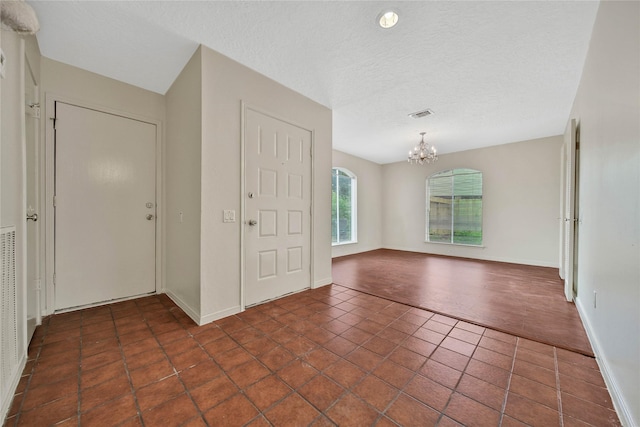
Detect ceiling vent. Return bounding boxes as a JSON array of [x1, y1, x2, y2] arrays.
[[408, 109, 434, 119]]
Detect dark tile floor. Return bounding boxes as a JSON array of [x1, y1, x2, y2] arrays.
[[4, 285, 620, 426], [333, 250, 593, 356]]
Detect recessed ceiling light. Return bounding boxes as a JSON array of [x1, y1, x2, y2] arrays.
[[377, 10, 399, 29]]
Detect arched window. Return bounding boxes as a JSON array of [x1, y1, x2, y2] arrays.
[[332, 168, 357, 245], [426, 168, 483, 245]]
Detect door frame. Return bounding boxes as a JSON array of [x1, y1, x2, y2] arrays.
[[561, 118, 578, 302], [44, 93, 164, 314], [239, 102, 315, 311], [24, 50, 41, 333]]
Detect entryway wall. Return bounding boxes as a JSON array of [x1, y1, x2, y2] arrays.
[[40, 57, 166, 316], [0, 28, 29, 423], [164, 46, 333, 325], [19, 50, 330, 325]]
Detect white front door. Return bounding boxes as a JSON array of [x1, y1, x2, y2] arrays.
[[244, 108, 312, 306], [54, 102, 157, 310]]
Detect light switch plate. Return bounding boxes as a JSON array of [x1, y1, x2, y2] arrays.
[[223, 210, 236, 223]]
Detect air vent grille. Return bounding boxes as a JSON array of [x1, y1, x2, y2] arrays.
[[1, 226, 18, 410], [409, 109, 435, 119]]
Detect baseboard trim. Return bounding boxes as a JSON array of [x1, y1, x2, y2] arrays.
[[164, 290, 201, 325], [379, 246, 558, 268], [314, 277, 333, 288], [1, 353, 26, 424], [200, 306, 241, 325], [575, 297, 634, 427]]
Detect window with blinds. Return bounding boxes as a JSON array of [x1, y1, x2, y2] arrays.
[[426, 168, 483, 245], [332, 168, 357, 245]]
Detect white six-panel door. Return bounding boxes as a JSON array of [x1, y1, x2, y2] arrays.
[[54, 102, 157, 310], [244, 108, 312, 306]]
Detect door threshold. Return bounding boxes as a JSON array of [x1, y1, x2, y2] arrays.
[[54, 291, 156, 314]]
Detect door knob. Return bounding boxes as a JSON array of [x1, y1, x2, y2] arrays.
[[146, 214, 154, 220], [248, 220, 257, 226]]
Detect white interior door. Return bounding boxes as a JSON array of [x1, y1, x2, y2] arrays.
[[24, 55, 40, 338], [244, 108, 312, 306], [54, 102, 157, 310], [562, 118, 577, 301]]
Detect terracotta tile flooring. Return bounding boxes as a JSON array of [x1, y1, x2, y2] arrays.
[[4, 285, 620, 426], [332, 249, 593, 356]]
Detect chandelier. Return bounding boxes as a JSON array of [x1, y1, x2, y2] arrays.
[[408, 132, 438, 165]]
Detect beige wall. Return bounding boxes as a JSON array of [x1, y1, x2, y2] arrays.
[[41, 57, 165, 121], [382, 136, 563, 267], [332, 150, 383, 258], [0, 29, 28, 421], [164, 47, 202, 318], [199, 47, 332, 322], [567, 1, 640, 424], [40, 57, 166, 315]]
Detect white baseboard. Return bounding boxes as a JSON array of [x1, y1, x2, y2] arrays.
[[381, 245, 558, 268], [1, 353, 26, 424], [314, 277, 333, 288], [165, 290, 242, 326], [164, 290, 201, 325], [199, 306, 241, 326], [575, 297, 635, 427]]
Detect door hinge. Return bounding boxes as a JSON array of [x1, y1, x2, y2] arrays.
[[53, 273, 56, 287], [53, 196, 57, 207], [50, 117, 57, 130]]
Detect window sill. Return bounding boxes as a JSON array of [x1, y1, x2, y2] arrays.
[[332, 240, 358, 247], [425, 241, 485, 249]]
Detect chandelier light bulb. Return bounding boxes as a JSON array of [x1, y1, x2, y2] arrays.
[[408, 132, 438, 165]]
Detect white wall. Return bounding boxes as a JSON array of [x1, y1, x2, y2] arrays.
[[40, 58, 166, 315], [382, 136, 562, 267], [0, 28, 28, 423], [567, 1, 640, 425], [164, 47, 202, 319], [332, 149, 382, 258], [41, 57, 165, 121], [199, 47, 333, 322]]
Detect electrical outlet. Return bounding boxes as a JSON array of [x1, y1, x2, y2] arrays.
[[223, 210, 236, 223]]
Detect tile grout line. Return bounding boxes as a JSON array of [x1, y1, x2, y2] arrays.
[[286, 295, 407, 424], [146, 301, 216, 426], [75, 312, 85, 426], [282, 291, 419, 425], [215, 304, 316, 425], [13, 319, 47, 426], [351, 306, 430, 425], [12, 287, 617, 427], [554, 347, 564, 427], [112, 303, 146, 427], [498, 336, 519, 426], [437, 321, 496, 426]]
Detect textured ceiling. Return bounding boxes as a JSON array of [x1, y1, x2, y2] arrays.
[[29, 1, 599, 164]]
